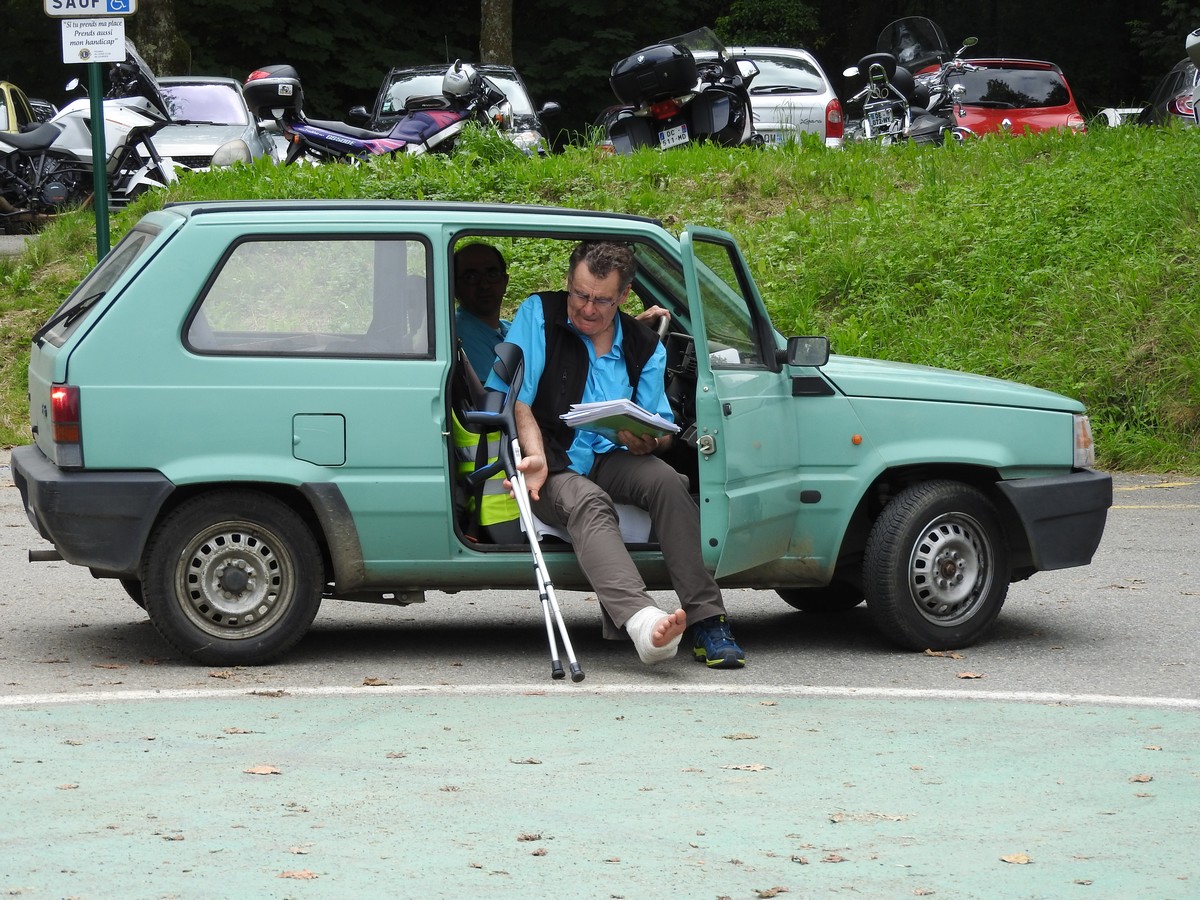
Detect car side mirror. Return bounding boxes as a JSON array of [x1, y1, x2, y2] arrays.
[[781, 335, 830, 367], [347, 105, 370, 125]]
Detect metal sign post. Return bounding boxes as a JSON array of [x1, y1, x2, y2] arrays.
[[45, 0, 138, 259]]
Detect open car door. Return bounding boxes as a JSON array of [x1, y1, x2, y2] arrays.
[[679, 226, 805, 578]]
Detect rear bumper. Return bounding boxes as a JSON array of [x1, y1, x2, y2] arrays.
[[996, 468, 1112, 570], [9, 444, 173, 577]]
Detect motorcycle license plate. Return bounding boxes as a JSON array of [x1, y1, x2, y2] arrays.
[[659, 123, 689, 149], [866, 107, 894, 129]]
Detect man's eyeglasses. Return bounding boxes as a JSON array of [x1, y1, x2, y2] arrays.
[[568, 286, 619, 310], [458, 267, 506, 285]]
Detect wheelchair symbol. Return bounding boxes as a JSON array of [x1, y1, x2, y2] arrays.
[[108, 0, 129, 11]]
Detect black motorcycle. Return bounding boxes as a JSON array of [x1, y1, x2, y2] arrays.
[[601, 27, 761, 154]]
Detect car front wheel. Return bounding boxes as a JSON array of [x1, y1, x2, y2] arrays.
[[863, 480, 1010, 651], [141, 491, 323, 665]]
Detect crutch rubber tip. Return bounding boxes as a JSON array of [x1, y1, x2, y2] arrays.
[[569, 664, 585, 683], [551, 662, 565, 679]]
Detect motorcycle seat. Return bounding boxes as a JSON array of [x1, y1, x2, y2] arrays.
[[1, 123, 62, 152]]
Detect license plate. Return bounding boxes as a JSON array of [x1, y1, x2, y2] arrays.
[[866, 106, 894, 129], [659, 123, 689, 149]]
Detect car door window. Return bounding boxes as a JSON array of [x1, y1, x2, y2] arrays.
[[691, 239, 765, 367], [188, 237, 430, 357]]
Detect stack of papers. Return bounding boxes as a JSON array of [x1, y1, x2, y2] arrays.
[[559, 399, 680, 443]]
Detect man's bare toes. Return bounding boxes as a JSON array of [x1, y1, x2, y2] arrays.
[[652, 609, 687, 647]]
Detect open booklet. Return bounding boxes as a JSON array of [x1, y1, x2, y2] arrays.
[[559, 399, 681, 443]]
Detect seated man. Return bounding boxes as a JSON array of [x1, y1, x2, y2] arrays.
[[485, 240, 745, 669]]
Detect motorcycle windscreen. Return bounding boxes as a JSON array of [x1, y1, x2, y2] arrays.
[[877, 17, 949, 72]]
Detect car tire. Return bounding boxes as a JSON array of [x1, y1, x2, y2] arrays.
[[777, 582, 863, 614], [863, 480, 1009, 651], [141, 491, 323, 666]]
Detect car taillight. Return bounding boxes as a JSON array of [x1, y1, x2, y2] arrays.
[[826, 98, 844, 139], [649, 98, 682, 120], [1067, 113, 1087, 133], [1167, 94, 1195, 117], [51, 385, 80, 443]]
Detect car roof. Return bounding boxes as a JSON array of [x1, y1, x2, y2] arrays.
[[961, 58, 1066, 74], [158, 75, 244, 87], [385, 64, 521, 78]]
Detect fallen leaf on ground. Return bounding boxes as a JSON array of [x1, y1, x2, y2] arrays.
[[822, 854, 846, 863], [531, 848, 547, 856], [1000, 853, 1031, 864], [278, 870, 318, 880], [386, 751, 408, 759], [362, 677, 389, 686], [92, 663, 127, 670], [57, 783, 79, 790], [756, 888, 788, 898], [924, 649, 964, 659], [223, 727, 253, 735], [509, 757, 542, 765], [956, 671, 985, 679], [249, 689, 290, 697], [244, 765, 281, 775], [208, 670, 235, 679], [724, 733, 758, 740], [721, 763, 770, 771], [517, 833, 542, 842], [1130, 774, 1153, 783]]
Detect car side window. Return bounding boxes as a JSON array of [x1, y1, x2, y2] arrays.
[[188, 236, 430, 357]]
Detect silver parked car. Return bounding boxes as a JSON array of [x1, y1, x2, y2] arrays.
[[721, 46, 844, 148], [156, 76, 280, 170]]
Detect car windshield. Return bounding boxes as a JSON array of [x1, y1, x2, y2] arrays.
[[161, 83, 249, 125], [747, 55, 825, 94], [950, 67, 1070, 108], [383, 71, 534, 117]]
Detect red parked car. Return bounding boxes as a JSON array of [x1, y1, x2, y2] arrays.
[[940, 58, 1086, 135]]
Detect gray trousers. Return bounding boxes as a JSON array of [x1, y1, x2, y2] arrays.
[[530, 451, 726, 640]]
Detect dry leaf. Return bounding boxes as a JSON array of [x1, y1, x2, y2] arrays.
[[724, 733, 758, 740], [362, 677, 389, 686], [956, 671, 985, 679], [760, 700, 778, 706], [244, 765, 281, 776], [924, 649, 964, 659], [161, 834, 184, 841], [517, 833, 542, 842], [1129, 774, 1153, 783], [756, 888, 788, 898], [531, 848, 547, 856], [92, 663, 127, 670], [1000, 853, 1032, 864], [509, 757, 542, 765], [278, 870, 318, 880], [223, 727, 252, 735], [57, 783, 79, 790], [208, 670, 235, 679], [386, 751, 408, 759], [822, 854, 846, 863], [721, 763, 770, 771], [1144, 745, 1162, 751], [913, 889, 936, 896], [249, 689, 289, 697]]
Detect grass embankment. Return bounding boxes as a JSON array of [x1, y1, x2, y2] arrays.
[[1, 126, 1197, 471]]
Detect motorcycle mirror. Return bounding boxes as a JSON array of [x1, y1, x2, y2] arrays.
[[736, 59, 760, 79], [842, 66, 860, 78], [963, 37, 978, 48], [65, 77, 82, 93], [539, 100, 562, 118]]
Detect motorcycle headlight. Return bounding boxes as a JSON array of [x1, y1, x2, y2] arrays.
[[508, 129, 547, 156], [211, 139, 253, 167]]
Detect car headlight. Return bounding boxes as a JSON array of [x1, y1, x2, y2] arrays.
[[211, 139, 253, 167], [508, 129, 547, 156]]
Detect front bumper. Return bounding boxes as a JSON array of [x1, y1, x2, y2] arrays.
[[10, 445, 174, 577], [996, 468, 1113, 571]]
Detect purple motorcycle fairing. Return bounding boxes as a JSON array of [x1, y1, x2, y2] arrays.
[[295, 108, 469, 157]]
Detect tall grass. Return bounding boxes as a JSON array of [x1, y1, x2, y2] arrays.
[[2, 125, 1197, 471]]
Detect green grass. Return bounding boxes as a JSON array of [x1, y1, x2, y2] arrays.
[[2, 125, 1198, 472]]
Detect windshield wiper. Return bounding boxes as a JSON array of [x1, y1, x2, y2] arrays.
[[751, 85, 819, 95], [33, 291, 105, 345], [170, 119, 230, 126]]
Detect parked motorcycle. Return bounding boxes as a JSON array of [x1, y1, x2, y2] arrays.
[[1188, 27, 1200, 124], [0, 43, 176, 232], [244, 60, 511, 164], [843, 16, 977, 146], [601, 26, 761, 154]]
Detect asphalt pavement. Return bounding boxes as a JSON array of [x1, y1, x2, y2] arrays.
[[3, 467, 1199, 898]]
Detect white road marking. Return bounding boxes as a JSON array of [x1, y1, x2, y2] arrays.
[[2, 683, 1197, 710]]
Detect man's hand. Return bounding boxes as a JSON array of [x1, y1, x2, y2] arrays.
[[618, 429, 664, 456], [506, 451, 548, 501], [634, 306, 671, 328]]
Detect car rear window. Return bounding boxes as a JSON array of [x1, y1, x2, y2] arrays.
[[36, 224, 161, 348], [187, 236, 431, 358], [952, 67, 1070, 108], [748, 55, 826, 94]]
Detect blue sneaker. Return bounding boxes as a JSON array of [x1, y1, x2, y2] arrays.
[[692, 615, 745, 669]]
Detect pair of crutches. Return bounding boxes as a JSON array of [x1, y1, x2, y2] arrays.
[[461, 342, 584, 682]]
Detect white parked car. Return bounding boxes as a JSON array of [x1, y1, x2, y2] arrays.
[[724, 46, 844, 148], [156, 75, 280, 170]]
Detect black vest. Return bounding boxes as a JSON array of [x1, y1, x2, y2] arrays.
[[530, 291, 659, 472]]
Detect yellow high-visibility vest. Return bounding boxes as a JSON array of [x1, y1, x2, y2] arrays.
[[451, 412, 519, 527]]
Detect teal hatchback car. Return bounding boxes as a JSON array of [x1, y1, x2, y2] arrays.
[[11, 201, 1111, 665]]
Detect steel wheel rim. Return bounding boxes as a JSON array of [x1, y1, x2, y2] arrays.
[[172, 520, 294, 640], [907, 512, 993, 626]]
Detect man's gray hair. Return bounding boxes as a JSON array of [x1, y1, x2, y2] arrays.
[[568, 241, 636, 291]]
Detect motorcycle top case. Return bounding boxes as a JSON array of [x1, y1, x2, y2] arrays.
[[244, 65, 304, 116], [610, 43, 698, 105]]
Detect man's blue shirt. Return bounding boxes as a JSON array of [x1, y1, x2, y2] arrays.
[[486, 293, 672, 477], [456, 307, 509, 378]]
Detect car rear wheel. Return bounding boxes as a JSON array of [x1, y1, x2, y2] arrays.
[[863, 480, 1009, 650], [141, 491, 323, 665]]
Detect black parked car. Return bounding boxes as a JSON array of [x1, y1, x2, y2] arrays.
[[1135, 57, 1198, 126], [348, 64, 560, 154]]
